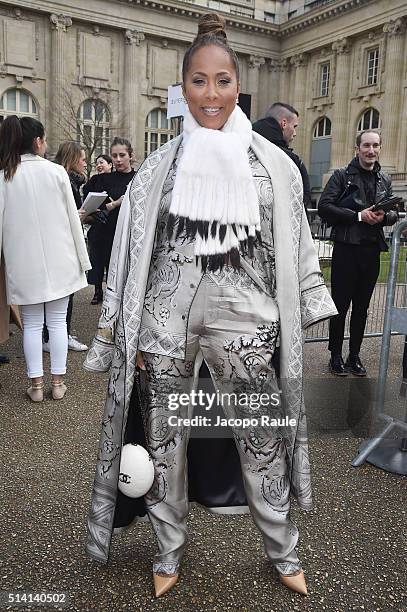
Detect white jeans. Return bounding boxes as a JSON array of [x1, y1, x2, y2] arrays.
[[20, 296, 69, 378]]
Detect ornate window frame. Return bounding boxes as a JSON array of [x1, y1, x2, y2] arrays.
[[311, 51, 334, 105], [356, 107, 381, 133], [355, 36, 384, 94], [312, 116, 332, 139], [77, 98, 111, 163], [319, 62, 330, 97], [0, 88, 38, 119], [144, 108, 176, 157], [366, 47, 379, 85]]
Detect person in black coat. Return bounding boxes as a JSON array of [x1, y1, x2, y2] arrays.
[[83, 138, 135, 304], [252, 102, 311, 207], [318, 129, 397, 376]]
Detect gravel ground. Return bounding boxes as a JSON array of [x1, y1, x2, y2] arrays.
[[0, 285, 406, 612]]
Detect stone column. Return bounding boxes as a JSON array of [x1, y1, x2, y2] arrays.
[[330, 38, 352, 170], [124, 29, 145, 148], [49, 13, 72, 147], [264, 58, 281, 114], [278, 58, 291, 102], [247, 55, 265, 120], [291, 53, 308, 157], [380, 18, 406, 171]]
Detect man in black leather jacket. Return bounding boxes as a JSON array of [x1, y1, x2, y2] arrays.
[[318, 129, 397, 376], [252, 102, 312, 207]]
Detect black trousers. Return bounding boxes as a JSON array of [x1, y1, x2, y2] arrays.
[[87, 233, 113, 291], [328, 242, 381, 356]]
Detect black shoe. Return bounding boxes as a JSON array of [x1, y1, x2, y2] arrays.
[[345, 354, 367, 377], [90, 291, 103, 305], [329, 354, 348, 376], [0, 353, 10, 365]]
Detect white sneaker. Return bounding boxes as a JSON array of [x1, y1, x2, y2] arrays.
[[43, 341, 50, 353], [68, 335, 88, 351]]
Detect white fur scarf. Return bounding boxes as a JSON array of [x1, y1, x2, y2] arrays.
[[167, 105, 260, 271]]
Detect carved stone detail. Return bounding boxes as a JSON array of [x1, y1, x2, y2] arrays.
[[291, 53, 308, 68], [267, 58, 280, 72], [125, 29, 145, 46], [383, 18, 406, 37], [279, 58, 290, 72], [248, 55, 265, 69], [332, 38, 351, 55], [49, 14, 72, 32]]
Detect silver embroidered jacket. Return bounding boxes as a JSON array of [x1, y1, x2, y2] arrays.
[[84, 133, 337, 563], [137, 147, 277, 358]]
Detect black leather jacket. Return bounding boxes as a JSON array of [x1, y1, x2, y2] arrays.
[[318, 158, 397, 251], [252, 116, 312, 207]]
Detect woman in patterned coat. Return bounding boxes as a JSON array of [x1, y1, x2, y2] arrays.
[[84, 13, 336, 598]]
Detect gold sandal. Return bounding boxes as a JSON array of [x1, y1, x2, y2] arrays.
[[27, 381, 44, 402], [51, 381, 67, 400]]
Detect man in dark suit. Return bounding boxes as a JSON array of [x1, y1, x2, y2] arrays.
[[252, 102, 311, 207], [318, 130, 397, 376]]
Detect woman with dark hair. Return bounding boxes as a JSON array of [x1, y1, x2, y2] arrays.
[[83, 137, 135, 305], [42, 141, 89, 353], [95, 154, 113, 174], [84, 14, 336, 598], [0, 116, 90, 401]]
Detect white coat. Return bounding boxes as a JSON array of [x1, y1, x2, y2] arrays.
[[0, 154, 91, 305]]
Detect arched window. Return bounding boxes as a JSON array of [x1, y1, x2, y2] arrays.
[[77, 99, 110, 162], [0, 88, 38, 120], [357, 108, 380, 132], [310, 117, 332, 189], [313, 116, 331, 138], [144, 109, 175, 157]]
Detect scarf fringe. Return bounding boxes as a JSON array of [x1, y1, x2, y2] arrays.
[[169, 215, 259, 272]]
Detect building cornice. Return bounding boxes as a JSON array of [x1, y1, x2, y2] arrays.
[[279, 0, 374, 35], [118, 0, 280, 36], [3, 0, 406, 48]]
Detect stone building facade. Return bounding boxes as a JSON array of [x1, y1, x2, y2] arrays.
[[0, 0, 405, 199]]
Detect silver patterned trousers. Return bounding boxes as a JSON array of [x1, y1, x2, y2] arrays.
[[140, 268, 301, 577]]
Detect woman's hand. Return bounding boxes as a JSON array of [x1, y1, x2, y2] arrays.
[[136, 350, 146, 370], [78, 208, 99, 224], [78, 208, 88, 223], [106, 196, 124, 212]]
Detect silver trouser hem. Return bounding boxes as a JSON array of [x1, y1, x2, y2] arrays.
[[153, 560, 181, 575]]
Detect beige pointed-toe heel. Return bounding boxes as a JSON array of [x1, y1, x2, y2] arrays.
[[27, 381, 44, 402], [51, 381, 67, 400], [153, 572, 179, 597], [280, 570, 308, 595]]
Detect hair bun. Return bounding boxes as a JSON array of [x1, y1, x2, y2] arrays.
[[197, 13, 227, 40]]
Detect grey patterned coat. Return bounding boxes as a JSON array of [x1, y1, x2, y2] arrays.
[[84, 133, 337, 563]]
